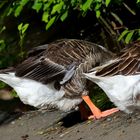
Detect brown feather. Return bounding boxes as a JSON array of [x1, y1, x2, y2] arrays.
[[15, 39, 114, 98], [95, 42, 140, 77]]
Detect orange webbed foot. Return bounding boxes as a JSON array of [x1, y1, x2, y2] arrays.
[[82, 95, 119, 119]]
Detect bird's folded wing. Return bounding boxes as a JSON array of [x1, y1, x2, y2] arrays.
[[96, 46, 140, 76], [28, 44, 49, 56], [15, 57, 66, 84]]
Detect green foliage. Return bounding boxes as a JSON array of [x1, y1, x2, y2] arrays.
[[11, 90, 19, 98], [14, 0, 30, 17], [105, 0, 111, 7], [0, 40, 6, 52], [1, 0, 113, 30], [0, 82, 7, 89], [118, 29, 140, 44], [0, 0, 140, 69], [18, 23, 29, 58]]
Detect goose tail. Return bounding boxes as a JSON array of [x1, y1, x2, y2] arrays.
[[83, 71, 103, 83], [0, 67, 16, 86]]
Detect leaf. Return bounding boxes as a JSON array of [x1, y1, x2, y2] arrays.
[[0, 82, 7, 89], [18, 23, 29, 34], [60, 11, 68, 21], [0, 26, 6, 33], [125, 31, 134, 44], [123, 2, 136, 15], [0, 40, 6, 51], [111, 12, 123, 25], [14, 0, 29, 17], [45, 16, 56, 30], [43, 1, 53, 11], [82, 0, 93, 11], [95, 3, 101, 10], [21, 23, 29, 34], [18, 23, 23, 31], [32, 0, 42, 13], [14, 5, 23, 17], [7, 7, 13, 16], [11, 90, 18, 98], [51, 2, 64, 14], [118, 30, 129, 41], [42, 11, 49, 23], [21, 0, 29, 6], [0, 1, 7, 9], [105, 0, 111, 7], [96, 10, 101, 18]]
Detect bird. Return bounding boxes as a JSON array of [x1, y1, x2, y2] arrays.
[[83, 41, 140, 116], [0, 39, 114, 119]]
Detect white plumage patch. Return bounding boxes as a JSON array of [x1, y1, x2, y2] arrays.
[[84, 72, 140, 113], [0, 73, 82, 111]]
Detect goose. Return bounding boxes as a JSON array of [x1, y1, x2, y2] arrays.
[[0, 39, 114, 119], [83, 41, 140, 115]]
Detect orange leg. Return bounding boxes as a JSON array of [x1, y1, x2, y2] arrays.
[[82, 95, 119, 119]]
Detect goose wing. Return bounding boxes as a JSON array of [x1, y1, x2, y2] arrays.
[[16, 39, 113, 84], [15, 39, 90, 84], [95, 44, 140, 76], [15, 56, 68, 84]]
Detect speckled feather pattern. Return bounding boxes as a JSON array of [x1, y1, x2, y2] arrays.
[[0, 39, 114, 111], [16, 39, 114, 98], [84, 42, 140, 113]]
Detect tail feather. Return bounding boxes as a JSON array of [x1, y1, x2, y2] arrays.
[[83, 72, 103, 82], [0, 72, 18, 88], [0, 67, 15, 74]]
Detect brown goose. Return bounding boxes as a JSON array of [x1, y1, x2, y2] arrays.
[[84, 41, 140, 115], [0, 39, 114, 119]]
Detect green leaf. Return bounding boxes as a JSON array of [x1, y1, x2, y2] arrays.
[[21, 23, 29, 34], [96, 10, 101, 18], [18, 23, 23, 31], [95, 3, 101, 10], [21, 0, 29, 6], [0, 1, 7, 9], [0, 82, 7, 89], [123, 3, 136, 15], [0, 40, 6, 51], [7, 7, 13, 16], [51, 2, 64, 14], [14, 0, 29, 17], [46, 16, 56, 30], [82, 0, 93, 11], [32, 0, 42, 13], [111, 12, 123, 25], [18, 23, 29, 34], [118, 30, 129, 41], [125, 31, 134, 44], [42, 11, 49, 23], [43, 1, 53, 11], [60, 11, 68, 21], [11, 90, 18, 98], [105, 0, 111, 7], [14, 5, 23, 17], [0, 26, 6, 33]]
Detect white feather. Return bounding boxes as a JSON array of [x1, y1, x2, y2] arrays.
[[84, 72, 140, 113], [0, 73, 82, 111]]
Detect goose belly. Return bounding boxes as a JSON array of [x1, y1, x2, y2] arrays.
[[96, 75, 140, 113], [15, 79, 82, 111]]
